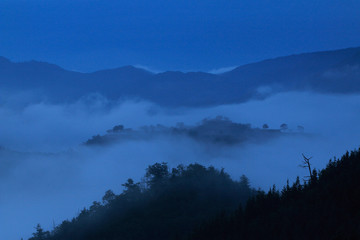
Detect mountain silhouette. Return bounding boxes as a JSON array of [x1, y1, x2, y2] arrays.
[[1, 47, 360, 106]]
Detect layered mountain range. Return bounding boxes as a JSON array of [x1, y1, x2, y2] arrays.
[[1, 47, 360, 106]]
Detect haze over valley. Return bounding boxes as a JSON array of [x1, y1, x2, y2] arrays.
[[1, 1, 360, 238], [1, 81, 360, 239]]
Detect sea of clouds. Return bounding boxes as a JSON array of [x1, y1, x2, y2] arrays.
[[1, 91, 360, 240]]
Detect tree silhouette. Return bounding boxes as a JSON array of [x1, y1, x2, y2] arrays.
[[102, 189, 116, 204], [300, 154, 312, 181], [240, 174, 250, 189], [145, 162, 169, 188], [280, 123, 288, 131], [28, 224, 49, 240]]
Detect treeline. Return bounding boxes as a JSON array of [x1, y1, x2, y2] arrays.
[[85, 116, 288, 146], [28, 149, 360, 240], [29, 163, 254, 240], [190, 150, 360, 240]]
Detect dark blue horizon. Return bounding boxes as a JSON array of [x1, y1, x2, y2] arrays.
[[1, 0, 360, 72]]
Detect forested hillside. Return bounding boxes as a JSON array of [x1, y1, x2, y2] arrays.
[[191, 150, 360, 240], [27, 148, 360, 240], [28, 163, 254, 240]]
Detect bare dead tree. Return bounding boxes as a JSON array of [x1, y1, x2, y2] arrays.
[[300, 154, 312, 181]]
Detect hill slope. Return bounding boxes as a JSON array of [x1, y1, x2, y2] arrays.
[[1, 47, 360, 106], [191, 149, 360, 240], [28, 163, 254, 240], [27, 148, 360, 240]]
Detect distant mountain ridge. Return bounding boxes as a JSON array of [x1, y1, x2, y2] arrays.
[[1, 47, 360, 107]]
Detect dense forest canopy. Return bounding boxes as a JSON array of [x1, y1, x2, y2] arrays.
[[191, 150, 360, 240], [28, 163, 254, 240], [27, 148, 360, 240]]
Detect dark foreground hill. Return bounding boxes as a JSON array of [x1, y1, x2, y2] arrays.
[[2, 47, 360, 107], [28, 163, 254, 240], [28, 148, 360, 240], [190, 150, 360, 240]]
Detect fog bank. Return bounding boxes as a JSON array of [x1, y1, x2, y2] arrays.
[[1, 91, 360, 240]]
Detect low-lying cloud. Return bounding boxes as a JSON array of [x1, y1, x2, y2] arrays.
[[208, 66, 238, 74], [1, 91, 360, 240]]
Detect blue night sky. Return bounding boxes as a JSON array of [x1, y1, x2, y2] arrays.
[[1, 0, 360, 72]]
